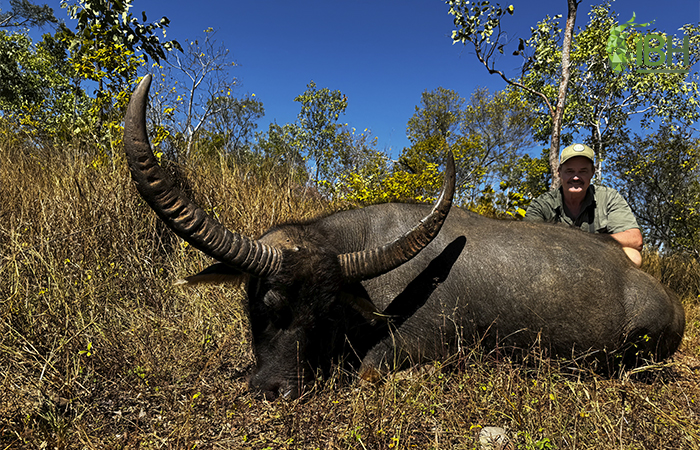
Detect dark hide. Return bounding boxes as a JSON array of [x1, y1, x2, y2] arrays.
[[204, 203, 684, 398]]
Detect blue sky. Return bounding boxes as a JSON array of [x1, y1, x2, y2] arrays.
[[22, 0, 700, 154]]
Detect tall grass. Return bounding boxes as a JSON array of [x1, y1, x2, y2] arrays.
[[1, 137, 699, 449]]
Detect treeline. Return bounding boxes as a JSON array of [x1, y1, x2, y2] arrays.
[[1, 0, 699, 257]]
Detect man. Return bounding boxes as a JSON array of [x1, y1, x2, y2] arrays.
[[524, 143, 643, 267]]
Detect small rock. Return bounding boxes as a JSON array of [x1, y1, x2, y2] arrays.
[[479, 426, 514, 450]]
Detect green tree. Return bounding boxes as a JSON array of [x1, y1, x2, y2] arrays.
[[450, 1, 700, 185], [461, 87, 536, 193], [323, 126, 394, 202], [293, 80, 348, 184], [60, 0, 180, 64], [0, 29, 90, 146], [51, 0, 181, 152], [400, 135, 457, 200], [406, 87, 465, 144], [0, 0, 57, 29], [1, 0, 179, 153], [399, 86, 536, 208], [610, 125, 700, 257], [9, 0, 176, 152], [334, 133, 444, 206], [254, 122, 308, 183], [401, 88, 472, 202], [204, 94, 264, 160], [448, 0, 581, 188], [545, 3, 700, 180], [253, 88, 392, 202], [494, 149, 551, 218], [0, 30, 45, 112], [64, 26, 145, 150]]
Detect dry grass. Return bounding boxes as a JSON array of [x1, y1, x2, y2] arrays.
[[1, 136, 700, 449]]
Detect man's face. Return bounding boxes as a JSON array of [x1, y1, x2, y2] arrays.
[[559, 156, 594, 197]]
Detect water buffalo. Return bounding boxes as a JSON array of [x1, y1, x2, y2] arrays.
[[124, 75, 685, 400]]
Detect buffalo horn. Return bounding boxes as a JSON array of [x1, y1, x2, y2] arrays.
[[123, 75, 283, 278], [338, 151, 456, 281]]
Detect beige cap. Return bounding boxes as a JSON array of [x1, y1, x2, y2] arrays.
[[560, 143, 594, 165]]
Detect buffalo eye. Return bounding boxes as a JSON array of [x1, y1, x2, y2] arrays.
[[263, 289, 284, 309], [262, 289, 293, 329]]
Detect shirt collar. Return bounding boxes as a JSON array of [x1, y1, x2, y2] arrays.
[[555, 185, 597, 219]]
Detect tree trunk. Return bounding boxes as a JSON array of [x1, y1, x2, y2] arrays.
[[549, 0, 580, 190], [591, 123, 603, 182]]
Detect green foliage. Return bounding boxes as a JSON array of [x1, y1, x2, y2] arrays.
[[0, 29, 91, 145], [398, 86, 537, 212], [401, 88, 468, 203], [447, 0, 700, 192], [447, 0, 583, 190], [253, 80, 384, 198], [293, 80, 348, 183], [406, 87, 464, 143], [60, 0, 181, 64], [0, 0, 57, 29], [203, 94, 265, 158], [446, 1, 561, 131], [318, 126, 383, 197], [0, 30, 46, 110], [66, 25, 141, 88], [252, 82, 452, 206], [1, 0, 180, 152], [254, 122, 309, 183], [519, 14, 564, 81], [495, 148, 551, 218], [610, 125, 700, 257], [461, 87, 536, 189], [396, 135, 454, 202], [30, 0, 182, 153], [399, 133, 483, 204], [59, 0, 172, 111], [519, 3, 700, 179], [447, 0, 514, 53], [464, 148, 550, 220], [340, 163, 441, 205], [62, 27, 144, 152], [330, 129, 399, 204]]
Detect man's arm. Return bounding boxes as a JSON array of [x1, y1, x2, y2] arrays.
[[611, 228, 643, 267], [523, 196, 549, 222], [598, 187, 643, 266], [610, 228, 643, 251]]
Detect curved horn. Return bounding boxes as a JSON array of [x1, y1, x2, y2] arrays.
[[338, 151, 456, 281], [123, 75, 283, 278]]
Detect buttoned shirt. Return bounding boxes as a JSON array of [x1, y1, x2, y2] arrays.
[[523, 185, 639, 234]]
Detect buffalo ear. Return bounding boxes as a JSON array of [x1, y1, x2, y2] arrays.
[[174, 262, 244, 286]]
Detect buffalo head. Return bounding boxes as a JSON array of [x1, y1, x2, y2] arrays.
[[124, 75, 456, 399]]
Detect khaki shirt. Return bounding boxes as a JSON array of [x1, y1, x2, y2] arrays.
[[524, 185, 639, 234]]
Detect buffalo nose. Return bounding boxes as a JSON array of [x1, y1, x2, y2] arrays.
[[252, 382, 297, 401], [249, 375, 299, 401], [258, 387, 279, 401]]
